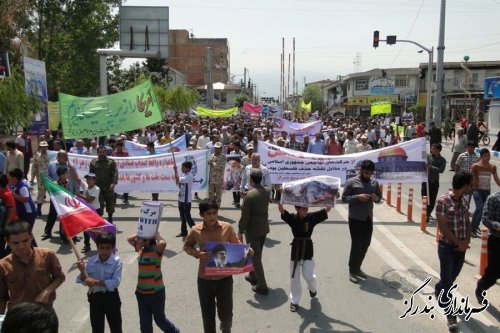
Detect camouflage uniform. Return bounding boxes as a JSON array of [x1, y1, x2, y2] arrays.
[[208, 153, 226, 206], [31, 151, 50, 204], [89, 156, 118, 219]]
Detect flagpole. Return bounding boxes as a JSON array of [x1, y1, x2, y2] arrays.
[[67, 236, 94, 292]]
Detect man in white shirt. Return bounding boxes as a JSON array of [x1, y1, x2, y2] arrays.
[[343, 131, 358, 155], [175, 161, 196, 237], [197, 128, 210, 150], [240, 153, 271, 196]]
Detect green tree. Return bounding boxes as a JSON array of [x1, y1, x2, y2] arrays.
[[0, 66, 43, 133], [166, 85, 199, 113], [302, 84, 324, 113], [234, 92, 250, 107]]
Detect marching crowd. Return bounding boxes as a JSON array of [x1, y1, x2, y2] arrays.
[[0, 113, 497, 333]]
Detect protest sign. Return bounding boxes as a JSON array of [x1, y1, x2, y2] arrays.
[[68, 150, 209, 193], [272, 118, 323, 140], [267, 106, 284, 119], [24, 57, 49, 134], [223, 155, 243, 191], [124, 135, 187, 156], [59, 80, 162, 139], [258, 137, 426, 185], [204, 242, 253, 276], [194, 106, 238, 118], [136, 201, 163, 239], [281, 176, 340, 207]]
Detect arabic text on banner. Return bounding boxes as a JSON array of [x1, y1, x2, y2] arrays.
[[194, 106, 238, 118], [204, 242, 253, 276], [124, 136, 187, 156], [68, 150, 209, 193], [23, 57, 49, 134], [59, 80, 162, 139], [281, 176, 340, 207], [257, 138, 426, 185], [272, 119, 323, 139]]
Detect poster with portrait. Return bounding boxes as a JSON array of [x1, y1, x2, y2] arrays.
[[281, 176, 340, 207], [204, 242, 253, 276], [223, 155, 243, 191]]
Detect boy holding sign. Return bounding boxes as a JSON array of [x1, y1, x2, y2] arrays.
[[278, 203, 331, 312]]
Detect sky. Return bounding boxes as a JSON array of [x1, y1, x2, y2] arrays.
[[123, 0, 500, 98]]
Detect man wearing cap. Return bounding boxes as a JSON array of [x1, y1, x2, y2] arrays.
[[208, 142, 226, 207], [354, 136, 372, 153], [30, 141, 50, 216], [69, 139, 88, 155], [238, 168, 271, 295]]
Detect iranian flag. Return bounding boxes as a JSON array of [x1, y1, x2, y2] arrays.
[[42, 174, 114, 238]]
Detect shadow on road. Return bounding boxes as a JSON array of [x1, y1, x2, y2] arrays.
[[246, 287, 288, 310], [358, 276, 405, 301], [299, 298, 369, 333]]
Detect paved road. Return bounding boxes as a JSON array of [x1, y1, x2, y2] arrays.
[[30, 139, 499, 332]]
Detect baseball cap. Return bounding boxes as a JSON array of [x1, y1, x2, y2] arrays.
[[84, 173, 96, 179], [214, 142, 222, 149], [39, 141, 49, 147]]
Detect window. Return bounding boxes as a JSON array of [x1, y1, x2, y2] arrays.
[[395, 76, 407, 88], [355, 79, 368, 90]]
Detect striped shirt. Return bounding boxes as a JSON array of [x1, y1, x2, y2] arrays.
[[482, 192, 500, 238], [136, 246, 164, 295], [455, 152, 480, 173], [435, 190, 469, 244]]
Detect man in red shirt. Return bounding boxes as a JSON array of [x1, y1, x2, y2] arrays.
[[326, 132, 343, 155], [0, 175, 18, 259], [416, 121, 425, 138], [460, 116, 468, 135]]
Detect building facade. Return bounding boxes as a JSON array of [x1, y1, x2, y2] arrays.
[[168, 30, 230, 86]]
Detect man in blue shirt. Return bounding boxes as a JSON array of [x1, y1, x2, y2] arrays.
[[77, 232, 122, 333], [307, 132, 326, 155]]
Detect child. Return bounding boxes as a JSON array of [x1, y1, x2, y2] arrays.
[[73, 172, 101, 253], [174, 161, 195, 238], [127, 231, 179, 333], [77, 232, 122, 332], [278, 203, 331, 312]]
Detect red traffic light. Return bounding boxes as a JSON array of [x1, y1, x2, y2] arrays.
[[373, 31, 379, 48]]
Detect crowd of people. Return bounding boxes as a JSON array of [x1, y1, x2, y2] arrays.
[[0, 112, 497, 333]]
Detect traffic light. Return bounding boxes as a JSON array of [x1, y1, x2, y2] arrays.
[[386, 35, 397, 45], [373, 31, 379, 48], [0, 51, 10, 80], [419, 68, 425, 79]]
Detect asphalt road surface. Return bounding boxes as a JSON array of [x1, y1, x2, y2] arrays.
[[29, 137, 499, 332]]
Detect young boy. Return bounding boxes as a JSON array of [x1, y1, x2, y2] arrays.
[[127, 231, 179, 333], [278, 203, 331, 312], [77, 232, 122, 333], [174, 161, 195, 237], [73, 172, 101, 253]]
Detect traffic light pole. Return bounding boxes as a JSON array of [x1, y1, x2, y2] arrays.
[[378, 38, 434, 130]]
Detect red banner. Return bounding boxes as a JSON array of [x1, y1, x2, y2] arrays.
[[241, 101, 262, 114]]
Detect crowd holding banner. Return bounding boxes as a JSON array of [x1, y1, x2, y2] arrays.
[[67, 150, 209, 193]]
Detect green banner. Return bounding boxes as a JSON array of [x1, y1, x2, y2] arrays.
[[370, 102, 392, 115], [59, 81, 162, 138], [195, 106, 238, 118]]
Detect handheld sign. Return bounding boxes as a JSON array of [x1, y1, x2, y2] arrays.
[[136, 201, 163, 239]]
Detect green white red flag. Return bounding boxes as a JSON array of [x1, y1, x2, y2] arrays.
[[42, 174, 113, 238]]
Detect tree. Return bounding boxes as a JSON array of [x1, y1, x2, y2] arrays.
[[234, 92, 250, 107], [302, 84, 324, 113], [0, 66, 43, 133], [166, 85, 199, 113]]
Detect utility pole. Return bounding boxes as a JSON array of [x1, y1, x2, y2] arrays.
[[206, 47, 214, 108], [433, 0, 446, 128], [293, 37, 296, 96]]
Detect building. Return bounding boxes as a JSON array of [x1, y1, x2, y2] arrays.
[[418, 61, 500, 122], [168, 29, 230, 86], [195, 82, 243, 109]]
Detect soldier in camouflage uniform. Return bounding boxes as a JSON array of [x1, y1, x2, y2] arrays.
[[30, 141, 50, 216], [90, 146, 118, 223], [208, 142, 226, 207]]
